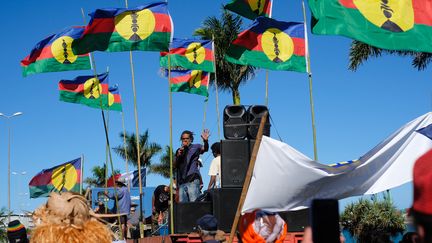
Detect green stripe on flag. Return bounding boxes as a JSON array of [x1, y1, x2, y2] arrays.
[[160, 55, 214, 72], [22, 57, 91, 77], [171, 83, 208, 97]]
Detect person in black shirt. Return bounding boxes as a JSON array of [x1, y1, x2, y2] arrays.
[[152, 185, 170, 229]]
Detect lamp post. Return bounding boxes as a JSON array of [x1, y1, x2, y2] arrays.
[[12, 171, 27, 213], [0, 112, 23, 222]]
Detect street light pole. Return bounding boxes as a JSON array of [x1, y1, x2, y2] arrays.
[[0, 112, 23, 222]]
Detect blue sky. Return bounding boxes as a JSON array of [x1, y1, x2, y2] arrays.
[[0, 0, 431, 214]]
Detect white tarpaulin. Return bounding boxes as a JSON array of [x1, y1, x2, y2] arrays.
[[242, 112, 432, 213]]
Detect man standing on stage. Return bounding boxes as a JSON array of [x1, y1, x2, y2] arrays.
[[174, 129, 209, 202]]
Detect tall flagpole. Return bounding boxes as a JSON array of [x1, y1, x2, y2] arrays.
[[121, 111, 131, 191], [211, 36, 221, 140], [80, 154, 84, 195], [168, 55, 175, 234], [265, 71, 269, 106], [302, 0, 318, 161], [80, 8, 123, 239]]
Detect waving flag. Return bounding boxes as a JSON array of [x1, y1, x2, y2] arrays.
[[59, 73, 109, 110], [225, 0, 272, 20], [169, 69, 209, 97], [107, 168, 147, 187], [21, 26, 91, 77], [72, 2, 172, 54], [225, 17, 306, 72], [107, 84, 122, 111], [308, 0, 432, 52], [160, 38, 214, 72], [29, 158, 82, 198], [242, 112, 432, 213]]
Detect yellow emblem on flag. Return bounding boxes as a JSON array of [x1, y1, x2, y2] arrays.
[[115, 9, 156, 41], [51, 36, 78, 64], [247, 0, 266, 15], [83, 78, 102, 99], [261, 28, 293, 63], [353, 0, 414, 32], [51, 163, 78, 191], [189, 70, 202, 88], [185, 43, 206, 64], [108, 92, 115, 106]]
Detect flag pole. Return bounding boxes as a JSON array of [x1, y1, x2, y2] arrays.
[[123, 0, 144, 228], [228, 112, 268, 243], [168, 54, 175, 234], [212, 36, 221, 140], [121, 111, 131, 192], [302, 0, 318, 161], [202, 98, 208, 132], [80, 8, 123, 240], [80, 154, 84, 195]]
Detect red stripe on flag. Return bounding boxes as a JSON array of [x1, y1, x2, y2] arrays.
[[85, 18, 115, 34], [59, 83, 109, 94], [171, 74, 191, 84], [292, 37, 305, 56], [154, 13, 172, 32], [414, 0, 432, 25], [113, 94, 121, 103], [107, 174, 121, 187], [338, 0, 356, 8]]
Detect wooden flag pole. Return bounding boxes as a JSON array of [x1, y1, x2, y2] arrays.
[[211, 36, 221, 140], [121, 111, 131, 192], [302, 0, 318, 161], [228, 112, 268, 243], [202, 98, 209, 132], [168, 54, 175, 234], [80, 8, 123, 240]]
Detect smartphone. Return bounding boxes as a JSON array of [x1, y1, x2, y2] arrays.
[[310, 199, 340, 243]]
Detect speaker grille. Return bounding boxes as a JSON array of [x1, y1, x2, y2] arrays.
[[248, 105, 270, 139], [221, 140, 250, 188], [223, 105, 248, 140]]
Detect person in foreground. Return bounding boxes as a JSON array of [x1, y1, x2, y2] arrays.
[[104, 178, 131, 240], [31, 192, 112, 243], [196, 214, 220, 243], [239, 209, 287, 243], [411, 149, 432, 243], [174, 129, 209, 202]]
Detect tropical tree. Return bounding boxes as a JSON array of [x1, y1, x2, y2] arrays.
[[113, 129, 162, 169], [194, 8, 257, 104], [84, 165, 120, 188], [340, 197, 405, 243], [348, 40, 431, 71], [149, 145, 174, 179], [0, 207, 8, 242]]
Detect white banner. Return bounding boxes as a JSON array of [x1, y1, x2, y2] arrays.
[[242, 112, 432, 213]]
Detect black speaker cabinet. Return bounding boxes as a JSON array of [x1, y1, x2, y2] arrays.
[[173, 201, 212, 233], [211, 188, 242, 232], [278, 209, 309, 232], [247, 105, 270, 139], [221, 140, 250, 188], [223, 105, 248, 140]]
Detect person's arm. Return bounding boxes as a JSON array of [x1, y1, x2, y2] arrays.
[[201, 129, 210, 153], [207, 175, 216, 190], [173, 147, 184, 168]]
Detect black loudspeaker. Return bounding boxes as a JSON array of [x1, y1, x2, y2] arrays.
[[223, 105, 248, 140], [247, 105, 270, 139], [211, 188, 242, 232], [173, 202, 212, 233], [278, 209, 310, 232], [221, 140, 250, 188]]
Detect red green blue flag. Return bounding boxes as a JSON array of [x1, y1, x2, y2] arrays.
[[308, 0, 432, 52], [225, 17, 306, 72], [225, 0, 272, 20], [107, 84, 123, 111], [29, 158, 82, 198], [169, 69, 209, 97], [72, 2, 173, 54], [59, 73, 110, 110], [160, 38, 215, 72], [20, 26, 91, 77]]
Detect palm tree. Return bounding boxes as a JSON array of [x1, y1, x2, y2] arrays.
[[113, 129, 162, 169], [194, 8, 257, 105], [349, 40, 431, 71], [340, 197, 405, 243], [0, 207, 8, 242], [84, 165, 120, 188], [148, 145, 174, 179]]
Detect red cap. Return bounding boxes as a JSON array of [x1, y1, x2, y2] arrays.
[[413, 149, 432, 215]]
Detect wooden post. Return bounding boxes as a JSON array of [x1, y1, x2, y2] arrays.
[[228, 112, 268, 243]]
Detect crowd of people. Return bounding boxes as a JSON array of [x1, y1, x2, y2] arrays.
[[5, 128, 432, 242]]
